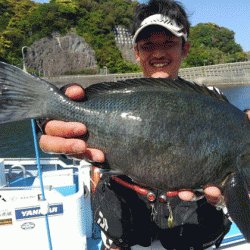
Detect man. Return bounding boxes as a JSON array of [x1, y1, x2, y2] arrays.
[[38, 0, 243, 249]]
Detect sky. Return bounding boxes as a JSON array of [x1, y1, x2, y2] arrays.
[[180, 0, 250, 52], [34, 0, 250, 52]]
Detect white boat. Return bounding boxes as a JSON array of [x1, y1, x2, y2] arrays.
[[0, 157, 248, 249], [0, 157, 102, 250]]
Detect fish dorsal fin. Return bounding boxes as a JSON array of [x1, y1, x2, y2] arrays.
[[85, 77, 159, 97], [85, 77, 229, 102], [177, 77, 229, 102]]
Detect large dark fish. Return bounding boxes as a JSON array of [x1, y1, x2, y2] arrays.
[[1, 62, 250, 240]]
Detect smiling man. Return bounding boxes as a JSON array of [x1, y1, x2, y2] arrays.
[[39, 0, 235, 249], [133, 15, 190, 79]]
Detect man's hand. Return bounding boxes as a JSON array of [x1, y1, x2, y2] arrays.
[[39, 85, 105, 162]]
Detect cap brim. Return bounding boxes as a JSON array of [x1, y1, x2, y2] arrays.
[[133, 23, 187, 45]]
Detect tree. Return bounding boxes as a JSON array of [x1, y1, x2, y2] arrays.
[[0, 0, 14, 32], [75, 0, 141, 73], [183, 23, 248, 67], [0, 0, 38, 64], [28, 2, 75, 40]]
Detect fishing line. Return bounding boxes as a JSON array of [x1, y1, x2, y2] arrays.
[[31, 119, 53, 250]]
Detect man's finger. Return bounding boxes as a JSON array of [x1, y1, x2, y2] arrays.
[[39, 135, 86, 155], [66, 149, 105, 163], [204, 186, 221, 205], [65, 85, 85, 100], [44, 120, 87, 137], [84, 148, 106, 162], [178, 190, 195, 201], [247, 111, 250, 120]]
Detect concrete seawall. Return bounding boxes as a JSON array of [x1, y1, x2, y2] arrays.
[[42, 73, 144, 89], [42, 61, 250, 88], [179, 61, 250, 86]]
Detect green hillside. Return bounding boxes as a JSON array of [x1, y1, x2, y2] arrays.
[[0, 0, 248, 73]]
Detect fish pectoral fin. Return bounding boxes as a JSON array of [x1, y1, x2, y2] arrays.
[[223, 171, 250, 242]]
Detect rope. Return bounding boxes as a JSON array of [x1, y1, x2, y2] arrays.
[[31, 119, 53, 250]]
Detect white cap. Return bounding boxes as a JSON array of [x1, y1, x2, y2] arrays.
[[133, 14, 188, 44]]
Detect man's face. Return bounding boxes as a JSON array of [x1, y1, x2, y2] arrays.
[[134, 28, 190, 79]]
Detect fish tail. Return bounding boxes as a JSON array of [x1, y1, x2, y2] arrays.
[[223, 148, 250, 241], [223, 172, 250, 242], [0, 62, 59, 124]]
